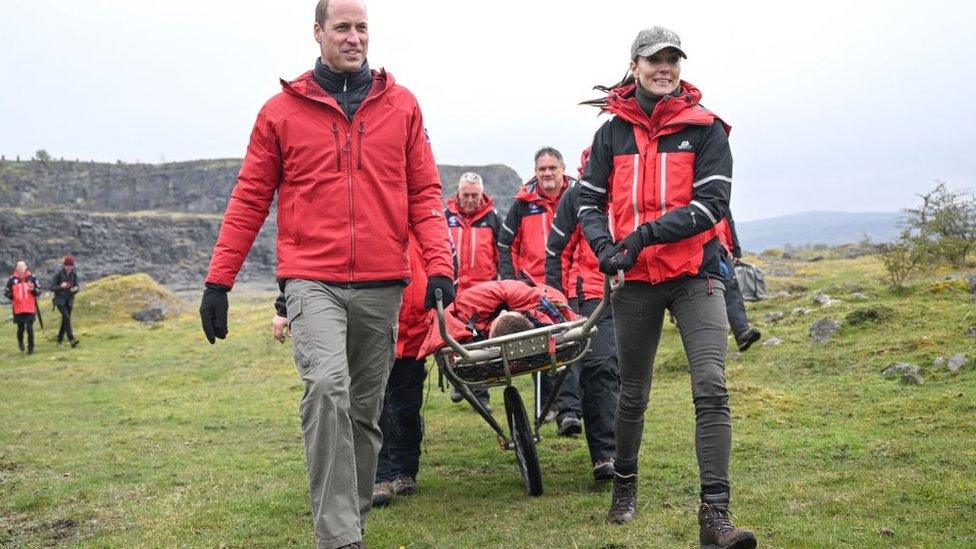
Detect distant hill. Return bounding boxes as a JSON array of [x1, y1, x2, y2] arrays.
[[736, 211, 902, 253]]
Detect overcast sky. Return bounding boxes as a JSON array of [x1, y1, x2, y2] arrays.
[[2, 0, 974, 221]]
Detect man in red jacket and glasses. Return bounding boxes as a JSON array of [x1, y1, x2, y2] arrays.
[[198, 1, 453, 547]]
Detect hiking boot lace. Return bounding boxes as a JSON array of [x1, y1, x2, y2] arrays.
[[702, 503, 735, 534]]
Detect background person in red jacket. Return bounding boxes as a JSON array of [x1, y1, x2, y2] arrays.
[[5, 260, 42, 355], [199, 1, 454, 547], [577, 27, 756, 547], [497, 147, 579, 421], [444, 172, 500, 408]]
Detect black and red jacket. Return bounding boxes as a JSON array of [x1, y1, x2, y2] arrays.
[[498, 176, 573, 284], [546, 182, 604, 302], [716, 214, 742, 260], [577, 80, 732, 285], [5, 270, 41, 315], [445, 193, 500, 293], [206, 69, 453, 289]]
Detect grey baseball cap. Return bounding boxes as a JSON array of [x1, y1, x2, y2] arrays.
[[630, 26, 687, 60]]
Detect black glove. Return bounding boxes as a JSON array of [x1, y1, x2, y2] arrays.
[[424, 276, 456, 310], [200, 283, 230, 344], [274, 292, 287, 317], [595, 238, 620, 275], [608, 224, 657, 273]]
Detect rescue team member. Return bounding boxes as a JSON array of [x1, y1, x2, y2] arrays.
[[716, 216, 761, 352], [445, 172, 500, 408], [577, 27, 756, 547], [50, 255, 80, 348], [5, 260, 42, 355], [497, 147, 580, 423], [417, 279, 577, 359], [445, 172, 500, 294], [545, 149, 619, 481], [273, 233, 434, 509], [199, 2, 454, 547]]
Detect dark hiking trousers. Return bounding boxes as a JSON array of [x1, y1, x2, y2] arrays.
[[285, 280, 403, 549], [612, 277, 732, 493], [721, 259, 751, 340], [14, 313, 35, 352], [376, 356, 427, 483], [575, 297, 619, 463], [56, 301, 74, 343]]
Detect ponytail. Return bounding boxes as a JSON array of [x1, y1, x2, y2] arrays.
[[579, 69, 635, 109]]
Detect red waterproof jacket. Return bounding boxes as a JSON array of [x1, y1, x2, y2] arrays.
[[6, 270, 40, 315], [397, 233, 430, 359], [498, 177, 572, 284], [577, 80, 733, 285], [445, 193, 500, 293], [206, 69, 453, 288], [417, 280, 577, 358], [546, 182, 605, 302]]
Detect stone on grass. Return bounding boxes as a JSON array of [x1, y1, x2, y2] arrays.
[[793, 307, 812, 316], [900, 372, 924, 385], [882, 363, 921, 378], [762, 336, 783, 347], [810, 318, 840, 343], [948, 353, 967, 374], [850, 292, 869, 300], [845, 305, 895, 325], [932, 356, 946, 369], [763, 311, 785, 323], [813, 293, 833, 306], [965, 326, 976, 337], [132, 307, 167, 324], [770, 290, 791, 299]]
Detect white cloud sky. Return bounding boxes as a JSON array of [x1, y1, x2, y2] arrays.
[[1, 0, 974, 221]]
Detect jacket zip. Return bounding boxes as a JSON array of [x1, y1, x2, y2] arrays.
[[345, 131, 355, 279], [331, 123, 341, 171], [631, 154, 640, 231], [469, 226, 477, 268], [357, 121, 365, 170], [660, 152, 668, 216]]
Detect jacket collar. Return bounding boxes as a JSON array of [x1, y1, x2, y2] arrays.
[[447, 193, 495, 221], [280, 67, 393, 111]]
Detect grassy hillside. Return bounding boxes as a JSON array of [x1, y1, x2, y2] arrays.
[[1, 257, 974, 547]]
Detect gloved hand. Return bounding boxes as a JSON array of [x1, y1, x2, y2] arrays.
[[597, 242, 621, 275], [200, 283, 230, 344], [424, 276, 456, 310], [608, 224, 657, 273]]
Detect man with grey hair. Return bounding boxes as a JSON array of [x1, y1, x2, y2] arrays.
[[444, 171, 501, 408], [199, 1, 454, 547]]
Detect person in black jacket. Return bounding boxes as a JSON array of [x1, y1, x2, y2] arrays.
[[50, 255, 80, 347]]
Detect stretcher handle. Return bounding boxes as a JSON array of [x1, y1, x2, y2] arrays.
[[579, 269, 625, 336], [434, 288, 472, 360]]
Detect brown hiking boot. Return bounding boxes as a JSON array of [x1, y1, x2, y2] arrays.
[[606, 474, 638, 524], [698, 493, 756, 549], [371, 481, 393, 507], [392, 475, 418, 496]]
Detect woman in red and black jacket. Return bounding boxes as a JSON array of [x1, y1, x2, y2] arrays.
[[5, 260, 42, 354], [576, 27, 756, 547]]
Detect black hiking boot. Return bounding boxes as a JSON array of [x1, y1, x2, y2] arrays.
[[606, 473, 638, 524], [699, 492, 756, 549], [18, 340, 25, 352], [593, 458, 615, 481], [70, 338, 80, 348], [735, 329, 761, 352], [557, 415, 583, 437]]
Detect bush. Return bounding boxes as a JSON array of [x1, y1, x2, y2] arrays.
[[901, 182, 976, 267], [878, 240, 921, 289]]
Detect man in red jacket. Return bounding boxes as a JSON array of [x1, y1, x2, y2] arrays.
[[497, 147, 578, 423], [199, 2, 454, 547], [445, 172, 500, 293], [5, 260, 42, 355], [444, 172, 500, 408]]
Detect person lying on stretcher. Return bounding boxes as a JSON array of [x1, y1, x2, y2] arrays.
[[417, 279, 578, 358]]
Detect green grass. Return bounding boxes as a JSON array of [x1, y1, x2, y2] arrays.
[[1, 256, 975, 547]]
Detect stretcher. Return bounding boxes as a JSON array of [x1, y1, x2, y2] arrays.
[[433, 272, 623, 496]]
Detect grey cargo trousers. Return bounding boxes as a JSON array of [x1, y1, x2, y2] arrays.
[[285, 280, 403, 549], [612, 277, 732, 492]]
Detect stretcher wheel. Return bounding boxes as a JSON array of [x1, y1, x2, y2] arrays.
[[503, 386, 543, 496]]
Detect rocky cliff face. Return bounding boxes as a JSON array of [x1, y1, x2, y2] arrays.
[[0, 159, 522, 287]]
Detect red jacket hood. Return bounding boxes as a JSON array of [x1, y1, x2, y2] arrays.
[[446, 192, 496, 221], [605, 80, 729, 134], [515, 176, 569, 206], [279, 68, 393, 107], [11, 270, 32, 280]]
